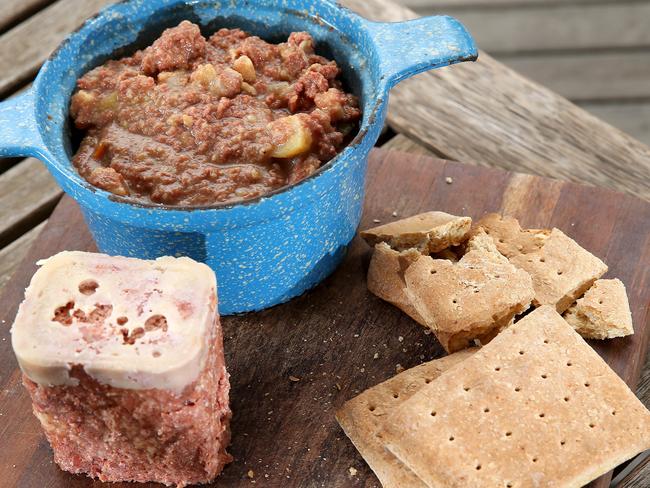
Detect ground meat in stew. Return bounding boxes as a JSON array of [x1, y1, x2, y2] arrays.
[[70, 21, 361, 206]]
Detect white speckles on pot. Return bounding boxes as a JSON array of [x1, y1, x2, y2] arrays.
[[0, 0, 476, 314]]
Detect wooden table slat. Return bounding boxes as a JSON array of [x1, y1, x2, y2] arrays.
[[342, 0, 650, 201], [582, 102, 650, 147], [0, 0, 54, 33], [404, 0, 617, 8], [0, 0, 111, 96], [503, 50, 650, 102], [410, 1, 650, 53], [0, 158, 62, 248], [0, 221, 45, 292], [382, 132, 435, 155], [616, 453, 650, 488]]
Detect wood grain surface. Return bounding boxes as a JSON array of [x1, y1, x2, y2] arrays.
[[0, 158, 61, 247], [0, 0, 53, 33], [0, 221, 45, 292], [504, 51, 650, 102], [0, 149, 648, 488], [343, 0, 650, 200], [400, 0, 650, 148], [403, 0, 616, 8], [409, 1, 650, 53], [0, 0, 110, 95]]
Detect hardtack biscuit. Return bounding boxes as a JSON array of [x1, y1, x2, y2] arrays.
[[509, 228, 608, 313], [472, 213, 549, 258], [404, 231, 534, 352], [564, 279, 634, 339], [367, 243, 426, 325], [378, 306, 650, 488], [336, 350, 475, 488], [361, 212, 471, 253]]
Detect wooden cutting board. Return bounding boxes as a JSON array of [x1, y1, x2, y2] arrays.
[[0, 148, 648, 488]]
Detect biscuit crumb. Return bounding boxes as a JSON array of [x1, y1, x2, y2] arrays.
[[373, 219, 381, 224], [392, 211, 398, 217], [335, 383, 342, 391], [247, 469, 255, 478], [398, 336, 404, 342], [289, 375, 300, 382], [396, 364, 405, 373], [445, 176, 453, 184], [349, 467, 358, 476], [373, 352, 379, 359]]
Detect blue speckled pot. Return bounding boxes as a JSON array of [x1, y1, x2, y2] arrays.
[[0, 0, 476, 314]]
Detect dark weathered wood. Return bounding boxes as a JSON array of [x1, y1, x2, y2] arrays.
[[503, 51, 650, 102], [343, 0, 650, 201], [617, 453, 650, 488], [0, 158, 62, 248], [0, 221, 45, 293], [0, 149, 648, 487], [404, 0, 616, 8], [381, 133, 435, 155], [0, 0, 53, 33], [0, 0, 111, 95], [637, 349, 650, 410], [583, 102, 650, 147], [408, 1, 650, 53]]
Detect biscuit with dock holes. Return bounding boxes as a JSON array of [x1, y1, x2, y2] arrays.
[[509, 228, 608, 313], [564, 279, 633, 339], [361, 211, 471, 253], [336, 350, 475, 488], [472, 213, 550, 258], [378, 306, 650, 488], [367, 243, 426, 325], [404, 230, 534, 352]]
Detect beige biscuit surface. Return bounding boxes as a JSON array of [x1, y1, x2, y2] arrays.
[[510, 228, 608, 313], [361, 212, 472, 253], [564, 279, 634, 339], [404, 231, 534, 352], [367, 243, 426, 325], [336, 350, 475, 488], [378, 306, 650, 488], [473, 213, 550, 258]]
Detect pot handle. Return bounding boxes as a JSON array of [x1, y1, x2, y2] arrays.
[[364, 15, 478, 89], [0, 88, 48, 159]]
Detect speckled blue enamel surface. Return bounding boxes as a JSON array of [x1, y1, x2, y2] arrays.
[[0, 0, 476, 314]]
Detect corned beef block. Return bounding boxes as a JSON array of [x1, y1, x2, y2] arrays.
[[11, 251, 231, 487]]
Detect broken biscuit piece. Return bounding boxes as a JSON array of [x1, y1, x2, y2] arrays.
[[361, 211, 471, 253], [474, 215, 607, 313], [336, 350, 475, 488], [377, 306, 650, 488], [367, 243, 426, 325], [564, 279, 633, 339], [473, 213, 550, 258], [509, 228, 608, 313], [404, 230, 534, 352]]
